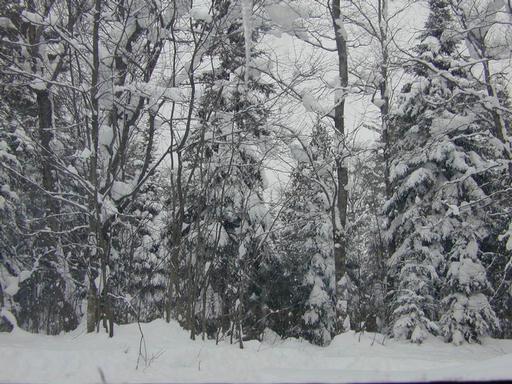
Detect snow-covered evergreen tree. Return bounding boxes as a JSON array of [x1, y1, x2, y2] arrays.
[[109, 175, 167, 323], [277, 124, 336, 346], [385, 0, 506, 344], [0, 79, 36, 332]]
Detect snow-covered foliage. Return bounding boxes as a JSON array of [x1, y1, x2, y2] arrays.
[[158, 0, 275, 343], [385, 0, 509, 344], [109, 177, 168, 323], [0, 0, 205, 335], [0, 0, 511, 362], [276, 124, 336, 346], [0, 10, 86, 333]]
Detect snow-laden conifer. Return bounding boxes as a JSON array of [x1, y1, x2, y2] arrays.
[[386, 0, 507, 344], [278, 124, 336, 345]]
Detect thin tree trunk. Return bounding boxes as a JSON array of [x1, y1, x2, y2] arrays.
[[331, 0, 349, 290], [482, 61, 510, 151], [378, 0, 392, 201], [86, 0, 102, 334], [201, 282, 208, 341], [101, 225, 114, 337], [87, 276, 98, 333]]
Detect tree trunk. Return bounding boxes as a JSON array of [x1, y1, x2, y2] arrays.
[[86, 0, 102, 334], [482, 61, 510, 153], [101, 224, 114, 337], [86, 276, 98, 333], [36, 90, 60, 232], [377, 0, 392, 201], [331, 0, 349, 287]]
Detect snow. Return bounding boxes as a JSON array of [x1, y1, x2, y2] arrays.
[[124, 83, 188, 103], [445, 204, 459, 216], [18, 270, 31, 282], [0, 17, 15, 30], [266, 3, 300, 32], [29, 79, 47, 91], [289, 141, 309, 163], [421, 36, 441, 54], [250, 56, 273, 77], [4, 276, 19, 296], [1, 319, 512, 383], [390, 163, 408, 182], [448, 258, 487, 287], [403, 167, 433, 191], [2, 270, 31, 297], [190, 7, 212, 23], [499, 222, 512, 251], [343, 315, 351, 331], [111, 180, 133, 200], [302, 92, 330, 115], [99, 125, 114, 147], [79, 147, 92, 160], [241, 0, 253, 85], [0, 309, 17, 328], [335, 17, 348, 41], [372, 97, 386, 108], [21, 10, 44, 25]]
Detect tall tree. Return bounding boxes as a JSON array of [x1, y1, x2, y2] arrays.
[[449, 0, 512, 338], [163, 0, 274, 346], [277, 124, 337, 345], [330, 0, 350, 295], [385, 0, 506, 344], [0, 0, 87, 334]]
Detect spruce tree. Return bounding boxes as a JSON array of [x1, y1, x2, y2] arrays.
[[385, 0, 505, 343], [109, 174, 168, 324], [277, 124, 336, 346]]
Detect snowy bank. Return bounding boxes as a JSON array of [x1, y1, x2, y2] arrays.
[[0, 319, 511, 383]]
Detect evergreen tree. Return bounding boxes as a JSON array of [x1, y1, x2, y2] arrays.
[[486, 79, 512, 338], [109, 174, 168, 324], [385, 0, 506, 344], [277, 124, 336, 346]]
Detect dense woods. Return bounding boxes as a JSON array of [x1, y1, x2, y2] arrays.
[[0, 0, 511, 347]]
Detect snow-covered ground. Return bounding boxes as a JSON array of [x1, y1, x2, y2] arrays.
[[1, 319, 511, 383]]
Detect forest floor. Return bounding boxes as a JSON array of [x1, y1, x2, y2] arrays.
[[1, 319, 511, 383]]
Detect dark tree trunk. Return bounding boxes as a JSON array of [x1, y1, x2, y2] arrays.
[[331, 0, 349, 289], [36, 90, 59, 232], [86, 0, 103, 335]]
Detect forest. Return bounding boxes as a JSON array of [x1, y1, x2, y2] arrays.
[[0, 0, 511, 354]]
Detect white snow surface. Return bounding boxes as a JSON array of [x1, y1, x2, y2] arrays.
[[1, 319, 511, 383], [190, 7, 212, 23]]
